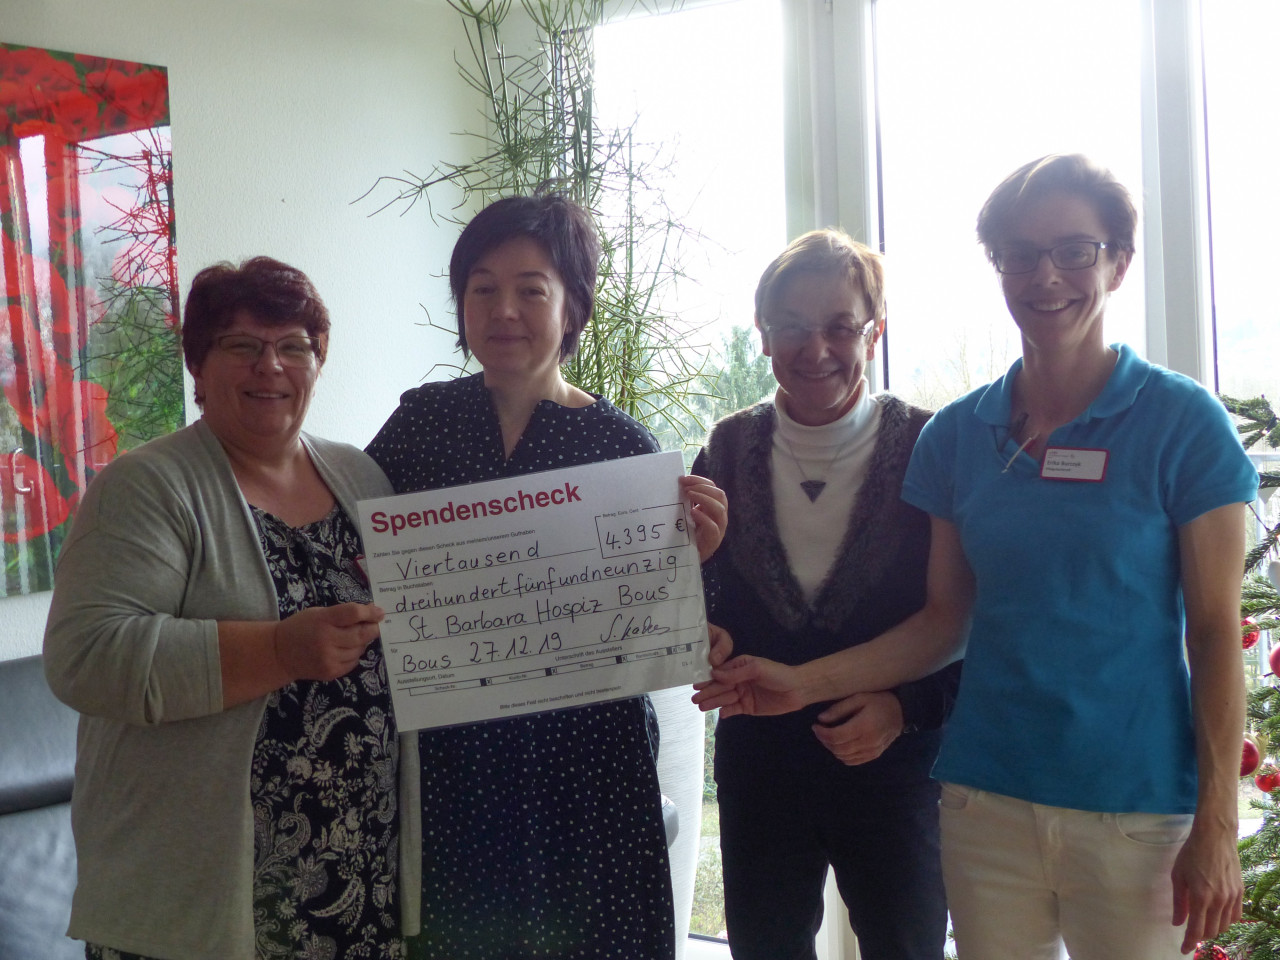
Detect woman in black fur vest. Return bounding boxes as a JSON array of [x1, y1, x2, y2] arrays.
[[693, 230, 960, 960]]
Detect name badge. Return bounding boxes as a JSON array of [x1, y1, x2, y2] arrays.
[[1041, 447, 1108, 482]]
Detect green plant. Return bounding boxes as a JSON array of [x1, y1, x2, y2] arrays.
[[690, 799, 726, 938], [1211, 394, 1280, 958], [365, 0, 709, 437], [702, 708, 717, 803], [82, 130, 183, 451], [653, 325, 778, 462]]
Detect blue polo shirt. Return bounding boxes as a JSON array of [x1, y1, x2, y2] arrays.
[[903, 344, 1257, 813]]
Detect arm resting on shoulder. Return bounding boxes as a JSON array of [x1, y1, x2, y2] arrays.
[[1172, 502, 1247, 953]]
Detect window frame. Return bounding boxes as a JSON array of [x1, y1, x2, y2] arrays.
[[794, 0, 1215, 393], [596, 2, 1232, 958]]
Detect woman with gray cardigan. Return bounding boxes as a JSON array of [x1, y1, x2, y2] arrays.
[[43, 257, 415, 960]]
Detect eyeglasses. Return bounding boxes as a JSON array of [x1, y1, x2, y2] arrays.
[[214, 333, 320, 367], [762, 317, 876, 348], [991, 241, 1111, 275]]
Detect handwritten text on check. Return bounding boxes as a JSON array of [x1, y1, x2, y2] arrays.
[[357, 452, 709, 731]]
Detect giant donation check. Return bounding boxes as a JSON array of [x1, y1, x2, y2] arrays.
[[357, 451, 709, 732]]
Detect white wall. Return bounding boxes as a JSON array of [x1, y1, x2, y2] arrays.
[[0, 9, 705, 946], [1, 0, 473, 659]]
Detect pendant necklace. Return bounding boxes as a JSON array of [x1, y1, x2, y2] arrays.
[[782, 432, 854, 502]]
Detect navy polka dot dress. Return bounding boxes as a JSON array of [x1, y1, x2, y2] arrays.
[[367, 374, 675, 960]]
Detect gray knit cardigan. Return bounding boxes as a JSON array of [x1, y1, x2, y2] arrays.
[[43, 419, 419, 959], [694, 394, 960, 735]]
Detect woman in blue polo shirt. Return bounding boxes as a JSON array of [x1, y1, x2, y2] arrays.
[[695, 154, 1258, 959]]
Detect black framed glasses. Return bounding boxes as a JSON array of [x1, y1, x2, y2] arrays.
[[214, 333, 320, 367], [761, 317, 876, 348], [991, 241, 1111, 275]]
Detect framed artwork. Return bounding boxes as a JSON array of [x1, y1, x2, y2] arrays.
[[1, 43, 182, 597]]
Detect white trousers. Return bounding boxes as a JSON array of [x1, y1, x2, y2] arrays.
[[939, 783, 1193, 960]]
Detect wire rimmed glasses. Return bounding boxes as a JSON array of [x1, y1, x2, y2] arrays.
[[761, 317, 877, 348], [991, 240, 1111, 275], [214, 333, 321, 367]]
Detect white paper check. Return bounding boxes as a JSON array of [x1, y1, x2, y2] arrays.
[[357, 451, 709, 731]]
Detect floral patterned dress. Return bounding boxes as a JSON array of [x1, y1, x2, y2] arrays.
[[86, 505, 402, 960]]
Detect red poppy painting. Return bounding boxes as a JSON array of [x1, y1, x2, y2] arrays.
[[1, 43, 182, 596]]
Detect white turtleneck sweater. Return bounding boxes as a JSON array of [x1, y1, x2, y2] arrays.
[[771, 381, 881, 601]]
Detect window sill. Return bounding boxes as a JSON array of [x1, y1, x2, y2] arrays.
[[686, 935, 730, 959]]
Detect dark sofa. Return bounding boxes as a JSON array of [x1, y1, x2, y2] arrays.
[[0, 653, 679, 959], [0, 654, 81, 960]]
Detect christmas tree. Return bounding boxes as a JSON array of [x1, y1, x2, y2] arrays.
[[1207, 395, 1280, 959]]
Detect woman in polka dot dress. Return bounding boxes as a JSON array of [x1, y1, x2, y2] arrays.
[[367, 193, 728, 959]]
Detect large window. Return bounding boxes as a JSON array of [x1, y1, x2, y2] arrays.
[[592, 1, 1267, 957], [595, 0, 786, 949], [874, 0, 1146, 408], [596, 0, 785, 462], [1202, 0, 1280, 398], [1, 46, 179, 598], [803, 0, 1243, 403], [596, 2, 786, 347]]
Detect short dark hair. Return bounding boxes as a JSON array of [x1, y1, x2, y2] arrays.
[[755, 228, 887, 324], [977, 154, 1138, 261], [182, 256, 330, 375], [449, 193, 601, 360]]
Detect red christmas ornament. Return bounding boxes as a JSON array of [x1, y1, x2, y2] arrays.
[[1194, 944, 1228, 960], [1270, 643, 1280, 677], [1256, 766, 1280, 793], [1242, 736, 1262, 777], [1243, 617, 1261, 650]]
